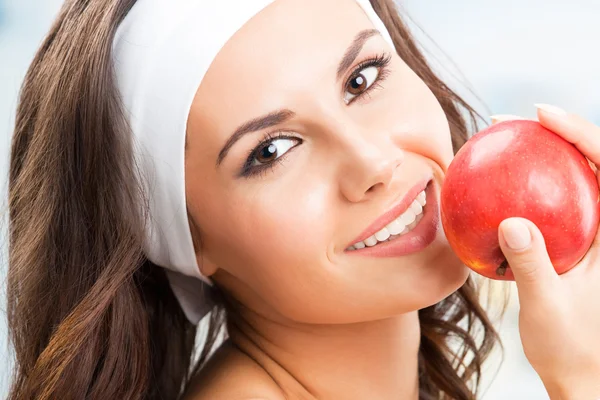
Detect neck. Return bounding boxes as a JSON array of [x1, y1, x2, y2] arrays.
[[227, 306, 421, 400]]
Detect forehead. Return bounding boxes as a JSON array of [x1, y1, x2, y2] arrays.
[[188, 0, 381, 140]]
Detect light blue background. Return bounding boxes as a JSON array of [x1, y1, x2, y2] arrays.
[[1, 1, 598, 398]]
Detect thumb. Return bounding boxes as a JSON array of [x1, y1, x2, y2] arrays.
[[498, 218, 559, 298]]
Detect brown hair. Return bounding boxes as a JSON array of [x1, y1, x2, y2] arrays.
[[6, 0, 504, 399]]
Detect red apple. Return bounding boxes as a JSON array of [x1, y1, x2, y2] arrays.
[[440, 119, 600, 280]]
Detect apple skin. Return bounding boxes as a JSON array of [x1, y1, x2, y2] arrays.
[[440, 120, 600, 280]]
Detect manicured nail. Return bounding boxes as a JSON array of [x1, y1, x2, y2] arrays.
[[534, 103, 567, 116], [490, 115, 528, 124], [501, 219, 531, 250]]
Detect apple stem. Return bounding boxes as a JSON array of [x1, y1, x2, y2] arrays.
[[496, 260, 509, 276]]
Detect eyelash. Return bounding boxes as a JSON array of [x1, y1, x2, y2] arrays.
[[344, 52, 392, 104], [240, 131, 300, 178], [240, 52, 392, 178]]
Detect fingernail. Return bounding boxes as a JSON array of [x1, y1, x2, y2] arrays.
[[534, 103, 567, 116], [501, 219, 531, 250], [490, 114, 528, 124]]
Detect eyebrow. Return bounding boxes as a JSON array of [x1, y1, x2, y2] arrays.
[[216, 28, 381, 167], [336, 28, 380, 81], [216, 109, 296, 166]]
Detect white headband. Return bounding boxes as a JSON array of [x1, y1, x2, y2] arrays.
[[112, 0, 395, 324]]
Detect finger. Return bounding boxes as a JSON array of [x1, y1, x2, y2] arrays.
[[489, 114, 532, 125], [535, 103, 600, 168], [498, 218, 560, 301]]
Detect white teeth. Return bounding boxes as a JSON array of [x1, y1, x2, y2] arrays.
[[410, 200, 423, 215], [364, 236, 378, 247], [411, 213, 424, 228], [374, 227, 391, 242], [348, 188, 428, 251], [386, 219, 405, 235], [417, 191, 426, 206], [399, 209, 416, 226]]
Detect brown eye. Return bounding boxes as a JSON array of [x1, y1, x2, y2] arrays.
[[256, 143, 278, 163], [252, 137, 298, 166], [348, 75, 367, 95], [344, 65, 379, 103]]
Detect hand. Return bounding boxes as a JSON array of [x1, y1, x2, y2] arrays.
[[492, 105, 600, 399]]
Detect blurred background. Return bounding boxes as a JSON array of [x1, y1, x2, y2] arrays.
[[0, 0, 598, 398]]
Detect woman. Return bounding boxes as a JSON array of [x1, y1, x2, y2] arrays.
[[6, 0, 600, 399]]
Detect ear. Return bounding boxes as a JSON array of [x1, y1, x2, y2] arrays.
[[187, 213, 220, 277]]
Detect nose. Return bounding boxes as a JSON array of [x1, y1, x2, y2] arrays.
[[338, 132, 404, 203]]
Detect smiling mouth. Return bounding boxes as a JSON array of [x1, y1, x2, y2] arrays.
[[346, 189, 427, 251]]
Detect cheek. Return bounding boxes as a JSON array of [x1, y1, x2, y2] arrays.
[[383, 63, 455, 170], [418, 89, 456, 170], [246, 189, 331, 262], [200, 181, 335, 294]]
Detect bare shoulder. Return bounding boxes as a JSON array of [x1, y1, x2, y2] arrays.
[[182, 340, 286, 400]]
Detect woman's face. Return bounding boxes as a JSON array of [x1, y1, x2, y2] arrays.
[[185, 0, 469, 324]]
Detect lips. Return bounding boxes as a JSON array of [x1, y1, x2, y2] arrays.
[[345, 180, 440, 257], [348, 178, 431, 247]]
